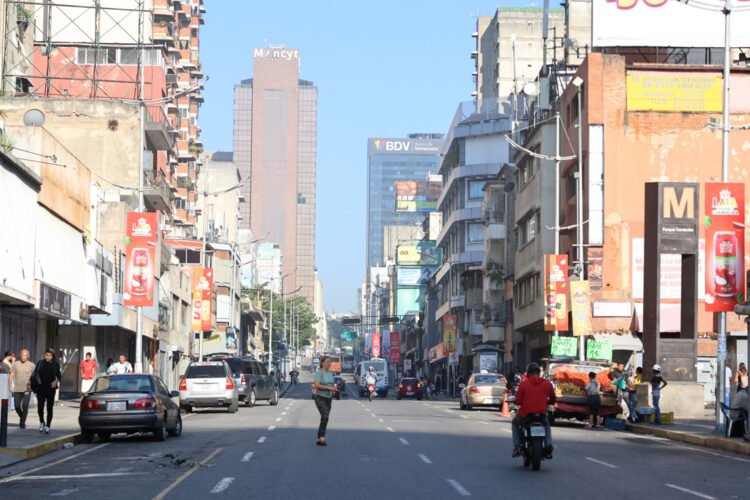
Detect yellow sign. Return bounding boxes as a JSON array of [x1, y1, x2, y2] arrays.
[[570, 280, 592, 337], [626, 73, 722, 112]]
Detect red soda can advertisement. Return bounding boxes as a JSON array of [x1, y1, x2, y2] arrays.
[[124, 212, 157, 307], [705, 183, 745, 312], [191, 266, 214, 332], [544, 254, 569, 331]]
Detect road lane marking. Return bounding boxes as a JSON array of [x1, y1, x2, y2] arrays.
[[399, 438, 410, 445], [275, 417, 282, 421], [378, 419, 384, 423], [9, 472, 146, 481], [585, 457, 617, 469], [501, 429, 512, 433], [0, 443, 110, 484], [152, 447, 222, 500], [241, 452, 254, 462], [446, 479, 471, 496], [268, 425, 276, 431], [477, 421, 488, 425], [51, 489, 79, 497], [210, 477, 235, 494], [282, 412, 287, 415], [386, 427, 395, 433], [460, 415, 469, 419], [418, 454, 432, 464], [665, 484, 715, 500], [257, 436, 267, 443]]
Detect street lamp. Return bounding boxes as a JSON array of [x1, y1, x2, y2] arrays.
[[571, 75, 585, 360], [268, 268, 296, 375]]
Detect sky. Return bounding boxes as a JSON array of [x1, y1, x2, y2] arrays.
[[200, 0, 532, 314]]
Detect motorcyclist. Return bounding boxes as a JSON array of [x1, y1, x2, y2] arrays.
[[511, 362, 556, 458], [364, 366, 379, 386]]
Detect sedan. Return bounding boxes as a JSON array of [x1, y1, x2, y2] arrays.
[[79, 374, 182, 442], [460, 372, 508, 411], [397, 377, 422, 400]]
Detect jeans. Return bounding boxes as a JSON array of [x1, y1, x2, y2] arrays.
[[626, 391, 638, 420], [314, 395, 332, 439], [13, 391, 31, 425], [512, 412, 552, 447], [37, 389, 55, 426], [652, 391, 661, 423]]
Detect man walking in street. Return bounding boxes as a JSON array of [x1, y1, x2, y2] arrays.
[[9, 350, 34, 429], [80, 352, 98, 396], [112, 355, 133, 374]]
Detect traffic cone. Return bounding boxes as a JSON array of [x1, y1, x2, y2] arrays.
[[500, 392, 511, 417]]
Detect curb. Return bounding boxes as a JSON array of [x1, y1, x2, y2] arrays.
[[626, 422, 750, 456], [0, 431, 81, 464]]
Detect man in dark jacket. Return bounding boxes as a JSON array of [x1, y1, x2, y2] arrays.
[[33, 350, 61, 434], [512, 362, 556, 457]]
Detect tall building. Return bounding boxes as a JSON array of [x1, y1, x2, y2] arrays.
[[366, 134, 443, 268], [233, 46, 317, 303]]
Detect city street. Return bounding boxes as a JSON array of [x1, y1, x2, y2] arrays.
[[0, 373, 747, 499]]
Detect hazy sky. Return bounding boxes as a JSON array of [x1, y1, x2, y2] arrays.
[[200, 0, 531, 313]]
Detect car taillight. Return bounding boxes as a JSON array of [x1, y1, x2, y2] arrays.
[[417, 383, 422, 388], [179, 379, 186, 391], [470, 386, 480, 394], [80, 400, 100, 410], [241, 375, 247, 385], [134, 398, 155, 409], [226, 377, 234, 390], [399, 384, 403, 389]]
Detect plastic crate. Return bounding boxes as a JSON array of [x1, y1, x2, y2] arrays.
[[604, 417, 627, 431], [643, 411, 674, 424], [637, 406, 654, 415]]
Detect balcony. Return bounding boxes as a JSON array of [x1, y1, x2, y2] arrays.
[[152, 23, 176, 47], [143, 169, 172, 212], [481, 201, 505, 224], [153, 8, 174, 20], [145, 104, 173, 151]]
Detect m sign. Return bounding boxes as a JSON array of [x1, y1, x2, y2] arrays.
[[663, 185, 695, 219]]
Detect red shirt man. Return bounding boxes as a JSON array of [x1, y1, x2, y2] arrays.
[[515, 375, 556, 417], [80, 353, 98, 395]]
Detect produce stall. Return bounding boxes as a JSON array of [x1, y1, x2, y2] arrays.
[[545, 360, 622, 422]]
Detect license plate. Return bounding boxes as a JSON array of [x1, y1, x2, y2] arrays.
[[108, 401, 126, 411], [529, 426, 546, 437], [195, 384, 215, 393], [484, 398, 500, 404], [406, 391, 414, 395]]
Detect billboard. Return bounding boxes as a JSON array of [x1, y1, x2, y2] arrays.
[[397, 241, 442, 267], [397, 267, 435, 286], [390, 331, 401, 363], [191, 266, 213, 332], [237, 229, 256, 289], [443, 314, 457, 353], [570, 281, 593, 337], [124, 212, 157, 307], [544, 255, 569, 331], [705, 183, 745, 312], [396, 287, 426, 316], [626, 72, 722, 113], [395, 180, 441, 213], [592, 0, 750, 48]]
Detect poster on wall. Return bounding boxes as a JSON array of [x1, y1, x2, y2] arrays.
[[705, 183, 745, 312], [587, 248, 603, 291], [390, 331, 401, 363], [124, 212, 157, 307], [632, 238, 705, 299], [570, 280, 592, 337], [443, 314, 457, 353], [479, 353, 498, 373], [372, 332, 381, 358], [544, 254, 569, 331], [191, 266, 213, 332]]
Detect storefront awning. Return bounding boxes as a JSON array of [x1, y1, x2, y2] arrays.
[[593, 333, 643, 352], [470, 344, 505, 354], [633, 303, 681, 333]]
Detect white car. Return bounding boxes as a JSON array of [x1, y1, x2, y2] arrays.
[[179, 361, 239, 413]]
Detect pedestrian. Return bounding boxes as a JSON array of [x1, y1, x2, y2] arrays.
[[2, 352, 15, 411], [112, 355, 133, 374], [31, 349, 61, 434], [313, 356, 336, 446], [625, 368, 639, 423], [9, 349, 34, 429], [585, 372, 601, 429], [734, 362, 749, 393], [430, 382, 438, 400], [105, 358, 116, 374], [650, 364, 668, 424], [79, 352, 98, 396], [634, 366, 643, 385]]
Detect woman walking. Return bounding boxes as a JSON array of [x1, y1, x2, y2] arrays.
[[313, 356, 336, 446], [32, 350, 61, 434], [734, 362, 749, 393]]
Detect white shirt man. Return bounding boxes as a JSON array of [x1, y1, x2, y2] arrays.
[[112, 355, 133, 374], [365, 371, 378, 385]]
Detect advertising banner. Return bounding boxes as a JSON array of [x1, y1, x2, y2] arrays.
[[626, 72, 722, 113], [395, 180, 441, 212], [390, 331, 401, 363], [397, 267, 435, 286], [191, 266, 214, 332], [550, 337, 578, 358], [396, 287, 426, 316], [397, 241, 442, 267], [124, 212, 157, 307], [592, 0, 750, 48], [479, 353, 498, 373], [587, 248, 603, 291], [586, 340, 613, 362], [705, 183, 745, 311], [443, 314, 457, 353], [372, 332, 381, 358], [570, 280, 592, 337], [544, 254, 569, 331]]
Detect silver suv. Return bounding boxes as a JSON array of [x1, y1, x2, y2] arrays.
[[179, 361, 239, 413]]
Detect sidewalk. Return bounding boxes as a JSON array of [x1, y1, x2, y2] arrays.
[[0, 399, 82, 468]]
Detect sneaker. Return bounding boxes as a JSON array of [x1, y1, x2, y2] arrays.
[[544, 445, 554, 458], [44, 426, 50, 434], [584, 424, 592, 429], [19, 422, 25, 429], [512, 446, 521, 457], [39, 423, 45, 432]]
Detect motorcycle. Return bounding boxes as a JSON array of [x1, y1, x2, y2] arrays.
[[367, 383, 376, 401], [518, 412, 552, 471], [290, 372, 299, 384]]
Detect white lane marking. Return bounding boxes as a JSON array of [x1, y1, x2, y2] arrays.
[[501, 428, 512, 434], [51, 489, 79, 497], [268, 425, 276, 431], [446, 479, 471, 496], [418, 454, 432, 464], [257, 436, 266, 443], [460, 415, 469, 419], [282, 412, 287, 416], [241, 452, 254, 463], [114, 467, 132, 473], [386, 427, 395, 433], [371, 413, 377, 417], [8, 473, 145, 481], [399, 438, 410, 445], [621, 433, 750, 464], [378, 418, 384, 423], [585, 457, 617, 469], [210, 477, 235, 494], [477, 421, 488, 425], [275, 417, 282, 422], [444, 409, 452, 413], [665, 484, 715, 500]]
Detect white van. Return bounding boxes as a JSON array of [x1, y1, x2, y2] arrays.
[[359, 358, 388, 396]]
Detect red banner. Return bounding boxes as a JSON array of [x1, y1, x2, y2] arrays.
[[544, 254, 569, 331], [372, 332, 381, 358], [705, 183, 745, 312], [390, 331, 401, 363], [191, 266, 214, 332], [124, 213, 157, 307], [443, 314, 457, 353]]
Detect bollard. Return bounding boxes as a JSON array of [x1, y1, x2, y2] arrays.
[[0, 373, 9, 447]]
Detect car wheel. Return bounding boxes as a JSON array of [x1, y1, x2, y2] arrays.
[[336, 393, 341, 400], [246, 388, 256, 407], [228, 400, 238, 414], [417, 396, 422, 401], [80, 430, 94, 443], [460, 398, 466, 410], [269, 388, 279, 406], [168, 414, 182, 437], [397, 395, 402, 400], [467, 402, 474, 411], [97, 431, 111, 442], [153, 418, 167, 442]]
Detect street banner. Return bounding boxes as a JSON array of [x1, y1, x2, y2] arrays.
[[550, 337, 577, 357], [570, 280, 592, 337], [124, 212, 157, 307], [191, 266, 214, 332], [586, 340, 613, 362], [390, 331, 401, 363], [372, 332, 381, 358], [443, 314, 457, 353], [587, 248, 603, 291], [705, 183, 745, 312], [544, 254, 569, 331]]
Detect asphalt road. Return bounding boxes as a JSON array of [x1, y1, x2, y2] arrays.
[[1, 372, 748, 499]]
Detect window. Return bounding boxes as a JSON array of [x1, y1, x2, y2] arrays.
[[515, 274, 539, 307], [469, 180, 485, 200], [567, 174, 577, 200], [518, 213, 538, 246], [468, 223, 484, 242]]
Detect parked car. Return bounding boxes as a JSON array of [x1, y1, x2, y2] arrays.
[[460, 372, 508, 410], [79, 374, 182, 442], [333, 376, 345, 400], [397, 377, 423, 400], [179, 361, 239, 413]]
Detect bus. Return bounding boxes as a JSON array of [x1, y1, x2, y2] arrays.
[[328, 355, 342, 374], [342, 355, 355, 373], [358, 358, 388, 396]]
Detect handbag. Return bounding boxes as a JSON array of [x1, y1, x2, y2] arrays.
[[30, 362, 43, 392]]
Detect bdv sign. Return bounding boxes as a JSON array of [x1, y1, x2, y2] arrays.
[[374, 139, 412, 152]]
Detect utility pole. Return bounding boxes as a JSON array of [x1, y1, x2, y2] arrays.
[[571, 77, 586, 360], [268, 282, 274, 375], [554, 112, 560, 338], [134, 2, 146, 373], [198, 154, 209, 362]]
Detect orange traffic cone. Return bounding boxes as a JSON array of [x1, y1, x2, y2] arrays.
[[500, 392, 511, 417]]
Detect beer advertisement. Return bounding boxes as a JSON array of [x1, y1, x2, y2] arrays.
[[191, 266, 214, 332], [570, 280, 592, 337], [544, 254, 569, 331], [443, 314, 457, 353], [124, 212, 157, 307], [704, 183, 745, 312]]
